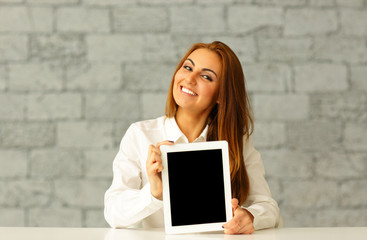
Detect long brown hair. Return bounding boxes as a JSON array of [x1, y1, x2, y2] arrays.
[[165, 41, 254, 205]]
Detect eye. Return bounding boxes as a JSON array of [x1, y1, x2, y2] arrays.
[[202, 75, 213, 82], [183, 65, 192, 71]]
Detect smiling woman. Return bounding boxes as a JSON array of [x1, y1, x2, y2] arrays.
[[104, 41, 280, 234]]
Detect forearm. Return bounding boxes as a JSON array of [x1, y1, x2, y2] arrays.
[[104, 183, 163, 228]]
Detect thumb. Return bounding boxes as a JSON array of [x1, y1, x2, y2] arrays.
[[231, 198, 239, 214]]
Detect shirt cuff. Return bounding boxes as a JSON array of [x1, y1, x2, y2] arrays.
[[241, 206, 261, 229]]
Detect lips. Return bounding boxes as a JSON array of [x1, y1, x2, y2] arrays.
[[181, 86, 198, 96]]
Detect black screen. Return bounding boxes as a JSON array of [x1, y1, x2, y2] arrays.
[[167, 149, 226, 226]]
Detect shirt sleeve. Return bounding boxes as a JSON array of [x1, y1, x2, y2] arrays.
[[241, 138, 280, 230], [104, 124, 163, 228]]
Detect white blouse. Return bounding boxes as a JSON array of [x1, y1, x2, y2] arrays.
[[104, 116, 280, 230]]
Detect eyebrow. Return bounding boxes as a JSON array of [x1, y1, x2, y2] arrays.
[[186, 58, 218, 78]]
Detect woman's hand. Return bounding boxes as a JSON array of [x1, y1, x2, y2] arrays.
[[223, 198, 255, 234], [146, 140, 174, 200]]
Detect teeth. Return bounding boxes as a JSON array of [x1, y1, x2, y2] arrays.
[[182, 87, 197, 96]]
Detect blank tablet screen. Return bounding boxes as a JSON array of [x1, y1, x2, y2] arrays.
[[167, 149, 226, 226]]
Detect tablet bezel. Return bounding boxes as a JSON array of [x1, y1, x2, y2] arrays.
[[160, 140, 232, 234]]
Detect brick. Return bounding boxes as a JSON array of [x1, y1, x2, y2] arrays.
[[85, 93, 140, 120], [340, 10, 367, 36], [0, 65, 6, 90], [57, 122, 113, 148], [30, 150, 83, 178], [0, 209, 24, 227], [315, 151, 362, 179], [310, 93, 367, 122], [259, 38, 312, 61], [140, 0, 193, 3], [170, 35, 203, 58], [113, 7, 168, 33], [283, 180, 338, 208], [309, 0, 335, 6], [27, 0, 79, 4], [349, 153, 367, 176], [0, 7, 52, 33], [344, 123, 367, 151], [294, 63, 348, 92], [124, 63, 174, 91], [0, 123, 55, 148], [287, 121, 342, 150], [84, 150, 115, 178], [27, 93, 82, 120], [316, 209, 367, 227], [84, 0, 137, 5], [253, 94, 309, 120], [261, 149, 313, 179], [54, 179, 111, 207], [228, 6, 283, 33], [254, 0, 307, 6], [85, 209, 109, 227], [66, 63, 121, 90], [30, 34, 86, 61], [0, 150, 27, 178], [245, 63, 291, 92], [141, 93, 167, 120], [57, 7, 109, 33], [87, 35, 143, 62], [0, 0, 22, 2], [284, 9, 337, 36], [0, 94, 26, 120], [201, 36, 257, 63], [341, 180, 367, 207], [336, 0, 364, 7], [314, 37, 367, 63], [143, 34, 178, 62], [0, 35, 27, 61], [0, 180, 51, 207], [9, 63, 63, 91], [29, 208, 82, 227], [170, 6, 225, 33], [251, 122, 286, 148], [351, 65, 367, 90]]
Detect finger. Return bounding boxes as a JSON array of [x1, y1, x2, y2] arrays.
[[231, 198, 239, 214], [156, 140, 175, 151], [151, 161, 164, 173], [222, 218, 239, 231]]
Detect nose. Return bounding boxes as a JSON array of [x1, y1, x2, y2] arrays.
[[185, 72, 197, 85]]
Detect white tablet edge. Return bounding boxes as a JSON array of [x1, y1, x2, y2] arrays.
[[161, 140, 232, 234]]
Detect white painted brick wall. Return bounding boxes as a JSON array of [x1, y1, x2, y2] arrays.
[[0, 0, 366, 228]]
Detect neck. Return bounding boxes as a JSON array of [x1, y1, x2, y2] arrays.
[[175, 108, 209, 143]]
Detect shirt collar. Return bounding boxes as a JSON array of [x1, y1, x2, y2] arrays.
[[165, 117, 208, 144]]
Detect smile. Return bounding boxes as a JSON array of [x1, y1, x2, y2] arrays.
[[181, 86, 198, 96]]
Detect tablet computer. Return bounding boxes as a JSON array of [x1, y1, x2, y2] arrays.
[[160, 141, 232, 234]]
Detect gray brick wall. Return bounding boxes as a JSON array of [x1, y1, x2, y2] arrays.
[[0, 0, 366, 228]]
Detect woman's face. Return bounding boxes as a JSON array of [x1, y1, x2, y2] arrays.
[[173, 48, 221, 116]]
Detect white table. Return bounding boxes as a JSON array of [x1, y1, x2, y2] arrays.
[[1, 227, 366, 240]]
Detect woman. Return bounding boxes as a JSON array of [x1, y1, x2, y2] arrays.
[[104, 41, 280, 234]]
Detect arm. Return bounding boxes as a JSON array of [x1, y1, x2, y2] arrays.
[[241, 138, 280, 230], [104, 125, 163, 228]]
